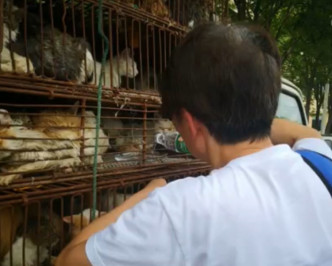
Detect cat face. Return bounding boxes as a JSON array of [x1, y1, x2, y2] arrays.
[[63, 209, 105, 239], [27, 210, 62, 248], [155, 118, 176, 133], [118, 49, 139, 78]]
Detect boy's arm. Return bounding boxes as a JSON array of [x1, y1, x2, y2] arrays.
[[55, 178, 167, 266], [271, 118, 321, 146]]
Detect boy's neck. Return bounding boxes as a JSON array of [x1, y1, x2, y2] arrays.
[[207, 137, 273, 169]]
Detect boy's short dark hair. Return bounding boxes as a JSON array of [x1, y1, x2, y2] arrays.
[[160, 23, 281, 144]]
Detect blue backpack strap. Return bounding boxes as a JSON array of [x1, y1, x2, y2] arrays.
[[296, 150, 332, 197]]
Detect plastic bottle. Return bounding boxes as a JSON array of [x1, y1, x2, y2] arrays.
[[155, 132, 190, 153]]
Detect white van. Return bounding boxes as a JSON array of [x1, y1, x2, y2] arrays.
[[276, 78, 308, 125], [277, 78, 332, 148]]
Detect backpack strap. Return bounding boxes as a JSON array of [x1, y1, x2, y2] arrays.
[[296, 150, 332, 197]]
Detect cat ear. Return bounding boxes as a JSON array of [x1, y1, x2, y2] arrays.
[[69, 101, 80, 115], [0, 109, 12, 125], [62, 216, 73, 224]]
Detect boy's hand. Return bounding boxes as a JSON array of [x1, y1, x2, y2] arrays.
[[146, 178, 167, 188]]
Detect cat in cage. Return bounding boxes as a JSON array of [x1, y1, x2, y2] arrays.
[[0, 108, 81, 185], [32, 104, 109, 166], [0, 205, 62, 266], [0, 104, 109, 185], [110, 0, 170, 19], [62, 209, 106, 239], [95, 48, 139, 89], [0, 2, 34, 74], [102, 112, 175, 153], [141, 0, 170, 19], [10, 10, 94, 84]]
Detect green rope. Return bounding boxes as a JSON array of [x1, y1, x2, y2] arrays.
[[91, 0, 109, 220]]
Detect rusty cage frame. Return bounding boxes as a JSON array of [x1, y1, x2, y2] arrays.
[[0, 0, 230, 265]]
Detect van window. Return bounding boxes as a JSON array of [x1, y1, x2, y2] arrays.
[[325, 139, 332, 149], [276, 92, 303, 124]]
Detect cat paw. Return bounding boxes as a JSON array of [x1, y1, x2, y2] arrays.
[[0, 174, 21, 186], [103, 89, 113, 97], [63, 167, 73, 174], [15, 58, 34, 74]]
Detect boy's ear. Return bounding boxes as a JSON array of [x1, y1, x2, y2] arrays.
[[181, 109, 200, 138]]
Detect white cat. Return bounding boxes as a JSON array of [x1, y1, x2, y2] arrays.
[[95, 48, 139, 88]]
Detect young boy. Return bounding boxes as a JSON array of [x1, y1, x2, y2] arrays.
[[57, 23, 332, 266]]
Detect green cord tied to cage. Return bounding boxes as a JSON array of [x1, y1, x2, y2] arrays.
[[92, 0, 109, 221]]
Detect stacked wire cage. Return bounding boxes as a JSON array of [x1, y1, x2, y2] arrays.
[[0, 0, 227, 265]]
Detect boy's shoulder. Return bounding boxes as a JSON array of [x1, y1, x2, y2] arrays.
[[293, 138, 332, 159], [153, 166, 235, 210]]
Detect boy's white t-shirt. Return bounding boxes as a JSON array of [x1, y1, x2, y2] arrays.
[[86, 138, 332, 266]]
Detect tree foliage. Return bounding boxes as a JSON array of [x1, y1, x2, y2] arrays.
[[223, 0, 332, 131]]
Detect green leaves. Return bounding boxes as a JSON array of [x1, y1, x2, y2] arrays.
[[228, 0, 331, 128]]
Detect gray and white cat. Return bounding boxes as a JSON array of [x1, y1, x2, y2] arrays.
[[9, 10, 94, 83], [95, 48, 138, 88], [21, 26, 94, 83]]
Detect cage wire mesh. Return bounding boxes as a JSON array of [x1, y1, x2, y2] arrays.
[[0, 0, 226, 264]]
